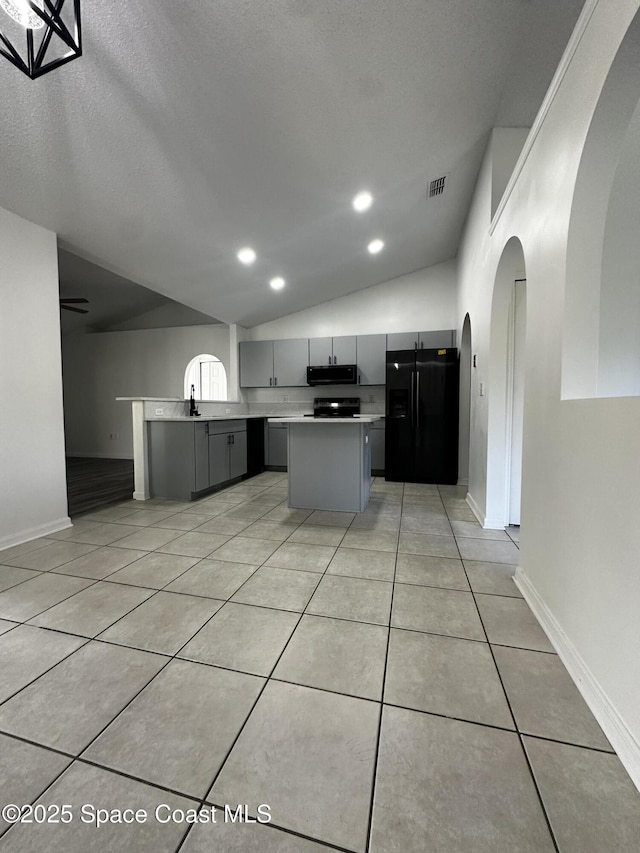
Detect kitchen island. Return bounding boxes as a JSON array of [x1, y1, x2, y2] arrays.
[[268, 416, 382, 513]]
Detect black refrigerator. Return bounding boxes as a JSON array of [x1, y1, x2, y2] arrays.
[[385, 347, 459, 484]]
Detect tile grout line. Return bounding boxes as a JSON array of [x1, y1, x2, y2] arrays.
[[363, 482, 402, 853], [450, 501, 561, 853]]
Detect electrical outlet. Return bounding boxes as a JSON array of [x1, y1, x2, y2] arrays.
[[226, 408, 231, 414], [155, 408, 163, 415], [283, 395, 289, 402], [479, 382, 485, 396]]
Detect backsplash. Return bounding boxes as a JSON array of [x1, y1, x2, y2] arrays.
[[141, 387, 385, 419], [244, 385, 385, 414]]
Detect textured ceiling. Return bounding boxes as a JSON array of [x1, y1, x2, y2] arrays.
[[58, 249, 220, 333], [1, 0, 584, 327]]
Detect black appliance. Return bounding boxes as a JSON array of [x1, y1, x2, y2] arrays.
[[385, 348, 459, 484], [306, 364, 358, 385], [306, 397, 361, 417]]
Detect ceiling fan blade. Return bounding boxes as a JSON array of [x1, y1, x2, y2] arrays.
[[60, 298, 89, 304], [61, 304, 89, 314]]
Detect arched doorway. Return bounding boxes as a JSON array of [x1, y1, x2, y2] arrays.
[[486, 237, 527, 528]]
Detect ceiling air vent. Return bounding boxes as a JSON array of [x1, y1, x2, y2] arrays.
[[428, 175, 447, 198]]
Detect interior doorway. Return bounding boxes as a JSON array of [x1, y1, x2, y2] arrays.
[[486, 237, 527, 528], [508, 279, 526, 525], [458, 314, 472, 486]]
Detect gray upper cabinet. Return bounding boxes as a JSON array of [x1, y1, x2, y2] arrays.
[[418, 329, 456, 349], [386, 331, 419, 350], [309, 335, 356, 365], [239, 340, 274, 387], [387, 330, 456, 351], [356, 334, 386, 385], [309, 336, 332, 365], [240, 339, 309, 387], [273, 338, 309, 386], [333, 335, 356, 364]]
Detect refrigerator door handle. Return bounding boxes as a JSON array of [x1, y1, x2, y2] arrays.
[[416, 371, 420, 430], [410, 370, 416, 427]]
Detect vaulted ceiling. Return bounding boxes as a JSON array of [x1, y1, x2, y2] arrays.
[[1, 0, 584, 327]]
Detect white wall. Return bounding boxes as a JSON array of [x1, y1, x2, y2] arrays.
[[598, 96, 640, 396], [0, 207, 69, 548], [457, 0, 640, 786], [62, 324, 230, 458], [247, 261, 457, 341]]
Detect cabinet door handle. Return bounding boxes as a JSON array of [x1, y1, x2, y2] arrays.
[[231, 434, 235, 445], [227, 434, 231, 445], [334, 355, 337, 364], [274, 376, 278, 386], [269, 377, 273, 386], [328, 355, 331, 364]]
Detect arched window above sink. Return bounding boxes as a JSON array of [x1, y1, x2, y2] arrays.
[[184, 354, 228, 400]]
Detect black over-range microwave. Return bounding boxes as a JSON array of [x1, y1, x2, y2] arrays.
[[306, 364, 358, 385]]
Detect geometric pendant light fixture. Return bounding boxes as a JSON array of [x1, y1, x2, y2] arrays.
[[0, 0, 81, 79]]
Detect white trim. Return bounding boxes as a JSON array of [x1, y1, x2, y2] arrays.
[[489, 0, 601, 235], [466, 491, 506, 530], [131, 401, 150, 500], [504, 282, 516, 523], [457, 477, 469, 486], [133, 491, 150, 502], [515, 566, 640, 792], [0, 517, 72, 551]]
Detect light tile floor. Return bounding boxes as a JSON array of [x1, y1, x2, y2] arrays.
[[0, 474, 638, 852]]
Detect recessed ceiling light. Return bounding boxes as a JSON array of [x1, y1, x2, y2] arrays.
[[270, 277, 285, 290], [352, 191, 373, 212], [237, 247, 256, 265], [367, 239, 384, 254]]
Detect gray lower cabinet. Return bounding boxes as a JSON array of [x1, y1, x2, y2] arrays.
[[370, 419, 385, 474], [356, 334, 386, 385], [208, 421, 247, 485], [208, 432, 230, 487], [229, 430, 248, 479], [149, 420, 247, 501], [266, 423, 287, 468]]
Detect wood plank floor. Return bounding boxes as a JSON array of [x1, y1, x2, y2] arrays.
[[66, 457, 134, 518]]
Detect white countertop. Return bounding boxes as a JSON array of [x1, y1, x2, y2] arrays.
[[268, 415, 383, 424], [148, 415, 255, 422]]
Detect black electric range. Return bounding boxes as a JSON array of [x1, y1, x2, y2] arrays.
[[304, 397, 361, 418]]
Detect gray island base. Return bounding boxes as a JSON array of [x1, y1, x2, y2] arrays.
[[269, 417, 382, 513]]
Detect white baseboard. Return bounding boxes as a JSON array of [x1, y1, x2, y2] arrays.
[[457, 478, 469, 486], [0, 516, 72, 551], [132, 491, 150, 501], [65, 451, 134, 460], [515, 566, 640, 792], [465, 492, 505, 530]]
